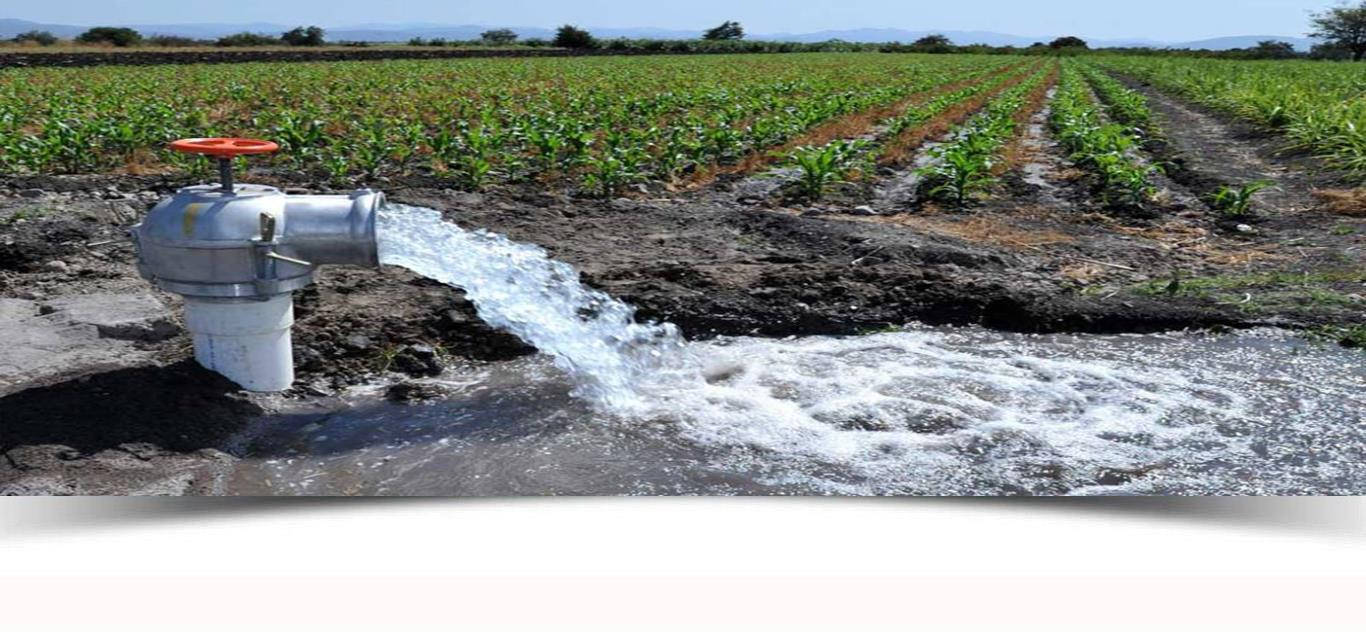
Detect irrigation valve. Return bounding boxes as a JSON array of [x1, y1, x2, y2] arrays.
[[131, 138, 386, 392]]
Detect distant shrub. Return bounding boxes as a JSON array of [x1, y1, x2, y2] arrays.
[[12, 30, 58, 46], [1310, 42, 1353, 60], [1050, 36, 1089, 49], [281, 26, 325, 46], [480, 28, 518, 45], [410, 37, 449, 47], [76, 27, 142, 47], [523, 38, 549, 47], [216, 32, 280, 47], [907, 34, 955, 54], [554, 25, 596, 49], [146, 34, 207, 47], [703, 21, 744, 41], [1246, 40, 1297, 59]]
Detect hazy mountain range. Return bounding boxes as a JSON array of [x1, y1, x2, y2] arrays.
[[0, 18, 1318, 51]]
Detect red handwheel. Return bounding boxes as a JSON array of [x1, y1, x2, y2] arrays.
[[169, 137, 279, 193], [170, 137, 279, 157]]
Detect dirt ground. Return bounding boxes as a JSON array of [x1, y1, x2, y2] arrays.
[[1, 76, 1362, 494]]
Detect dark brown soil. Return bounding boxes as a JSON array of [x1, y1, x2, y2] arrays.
[[1112, 73, 1346, 209]]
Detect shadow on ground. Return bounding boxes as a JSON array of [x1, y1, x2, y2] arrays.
[[0, 360, 263, 454]]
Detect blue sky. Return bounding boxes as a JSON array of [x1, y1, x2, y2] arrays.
[[13, 0, 1334, 40]]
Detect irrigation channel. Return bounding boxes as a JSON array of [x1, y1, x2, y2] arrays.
[[222, 205, 1366, 496]]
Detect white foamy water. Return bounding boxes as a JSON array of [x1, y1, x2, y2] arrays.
[[376, 204, 698, 410], [656, 329, 1364, 495], [227, 326, 1364, 496], [241, 206, 1366, 496]]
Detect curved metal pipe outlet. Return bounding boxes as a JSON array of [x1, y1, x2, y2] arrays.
[[132, 183, 384, 391], [280, 190, 384, 267]]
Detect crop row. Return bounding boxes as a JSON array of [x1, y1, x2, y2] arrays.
[[0, 53, 1018, 194], [1049, 62, 1158, 208], [1090, 56, 1366, 179], [916, 65, 1053, 205], [1078, 64, 1152, 133], [876, 61, 1036, 165], [779, 62, 1042, 201]]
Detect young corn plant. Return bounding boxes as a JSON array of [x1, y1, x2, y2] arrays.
[[1097, 156, 1162, 208], [785, 139, 870, 201], [583, 141, 651, 199], [919, 145, 996, 207], [426, 126, 458, 172], [270, 111, 328, 167], [914, 72, 1043, 207], [1209, 180, 1275, 217], [453, 125, 499, 190]]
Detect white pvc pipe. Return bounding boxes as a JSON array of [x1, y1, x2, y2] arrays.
[[183, 295, 295, 392]]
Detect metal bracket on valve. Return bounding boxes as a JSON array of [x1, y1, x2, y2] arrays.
[[253, 212, 312, 295]]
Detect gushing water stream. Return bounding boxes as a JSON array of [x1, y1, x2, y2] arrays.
[[223, 205, 1366, 496], [375, 204, 699, 410]]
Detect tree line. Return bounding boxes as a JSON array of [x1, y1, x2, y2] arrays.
[[8, 3, 1366, 61], [8, 25, 333, 48]]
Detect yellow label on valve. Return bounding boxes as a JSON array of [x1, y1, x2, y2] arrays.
[[181, 203, 204, 237]]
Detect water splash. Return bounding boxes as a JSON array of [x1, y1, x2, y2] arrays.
[[377, 204, 697, 410], [229, 326, 1366, 496], [349, 204, 1365, 496]]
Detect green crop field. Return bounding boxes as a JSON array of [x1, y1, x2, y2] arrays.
[[0, 53, 1020, 193], [1, 52, 1363, 197]]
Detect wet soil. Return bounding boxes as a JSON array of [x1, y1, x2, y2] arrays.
[[1, 83, 1362, 494], [1112, 73, 1340, 210]]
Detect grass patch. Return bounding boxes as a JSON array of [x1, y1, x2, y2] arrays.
[[1306, 325, 1366, 350], [0, 206, 49, 226], [1133, 269, 1365, 313]]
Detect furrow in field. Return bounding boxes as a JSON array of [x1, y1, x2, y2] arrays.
[[1091, 66, 1333, 217], [1088, 56, 1366, 183], [993, 62, 1061, 175], [875, 61, 1042, 168], [684, 61, 1024, 188], [869, 64, 1050, 209]]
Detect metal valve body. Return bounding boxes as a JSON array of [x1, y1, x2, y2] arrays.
[[132, 184, 384, 391], [134, 184, 382, 298]]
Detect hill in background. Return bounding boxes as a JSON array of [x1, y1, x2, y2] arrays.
[[0, 18, 1317, 51]]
